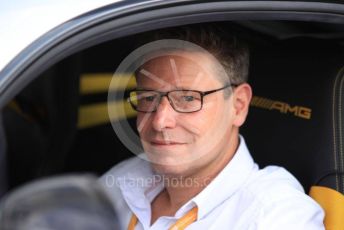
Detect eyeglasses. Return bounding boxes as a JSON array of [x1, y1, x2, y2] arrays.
[[127, 84, 238, 113]]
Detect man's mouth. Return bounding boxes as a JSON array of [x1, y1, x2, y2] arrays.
[[150, 140, 185, 146]]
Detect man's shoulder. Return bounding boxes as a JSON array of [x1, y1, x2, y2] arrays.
[[241, 165, 324, 228], [100, 155, 150, 179], [249, 165, 303, 190], [98, 156, 151, 207], [245, 165, 309, 203]]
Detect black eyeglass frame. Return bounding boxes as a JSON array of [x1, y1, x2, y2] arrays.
[[128, 83, 239, 113]]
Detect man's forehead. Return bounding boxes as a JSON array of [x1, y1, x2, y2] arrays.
[[136, 52, 215, 80]]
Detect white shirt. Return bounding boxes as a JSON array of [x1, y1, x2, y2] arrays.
[[99, 136, 325, 230]]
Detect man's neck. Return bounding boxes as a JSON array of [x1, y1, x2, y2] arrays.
[[162, 174, 211, 211], [152, 134, 240, 220]]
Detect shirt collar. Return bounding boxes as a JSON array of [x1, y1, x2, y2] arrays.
[[117, 158, 164, 228], [118, 158, 162, 207]]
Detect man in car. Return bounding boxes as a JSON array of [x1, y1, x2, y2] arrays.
[[100, 25, 325, 230]]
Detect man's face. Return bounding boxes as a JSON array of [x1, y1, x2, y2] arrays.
[[136, 51, 239, 177]]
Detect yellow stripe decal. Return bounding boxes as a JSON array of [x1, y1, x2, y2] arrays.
[[80, 73, 136, 95], [78, 100, 137, 129]]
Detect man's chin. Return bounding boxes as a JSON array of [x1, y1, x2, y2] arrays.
[[151, 162, 192, 177], [144, 150, 200, 166]]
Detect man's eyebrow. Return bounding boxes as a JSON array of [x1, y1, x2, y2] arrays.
[[134, 87, 198, 91], [174, 86, 196, 90], [134, 87, 155, 91]]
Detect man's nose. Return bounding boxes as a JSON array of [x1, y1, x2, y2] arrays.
[[151, 96, 177, 131]]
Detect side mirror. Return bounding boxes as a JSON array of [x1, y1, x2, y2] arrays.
[[0, 175, 119, 230]]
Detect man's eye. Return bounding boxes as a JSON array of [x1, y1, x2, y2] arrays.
[[182, 96, 195, 102], [144, 95, 156, 102]]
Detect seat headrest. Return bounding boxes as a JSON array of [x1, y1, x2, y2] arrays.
[[241, 40, 344, 193]]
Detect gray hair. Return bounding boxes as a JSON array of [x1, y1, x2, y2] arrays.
[[140, 24, 250, 86]]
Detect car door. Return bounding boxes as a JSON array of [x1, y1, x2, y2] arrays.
[[0, 0, 344, 229]]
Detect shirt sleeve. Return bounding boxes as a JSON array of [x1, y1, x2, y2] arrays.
[[256, 193, 325, 230]]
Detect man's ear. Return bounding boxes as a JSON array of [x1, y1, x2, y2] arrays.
[[232, 83, 252, 127]]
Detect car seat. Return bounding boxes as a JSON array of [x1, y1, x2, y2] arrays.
[[241, 38, 344, 229]]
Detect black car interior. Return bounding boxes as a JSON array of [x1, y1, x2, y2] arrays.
[[2, 21, 344, 228]]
